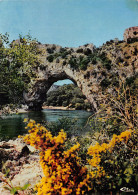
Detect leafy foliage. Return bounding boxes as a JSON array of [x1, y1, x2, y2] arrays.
[[23, 119, 91, 195], [87, 130, 138, 193], [45, 84, 92, 110], [0, 33, 41, 104], [68, 56, 90, 70], [46, 44, 113, 71], [68, 50, 112, 71], [43, 117, 80, 138], [47, 48, 71, 63], [87, 77, 138, 137], [22, 118, 137, 194], [19, 80, 137, 194]]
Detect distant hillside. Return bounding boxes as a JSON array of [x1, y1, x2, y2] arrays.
[[47, 85, 60, 94]]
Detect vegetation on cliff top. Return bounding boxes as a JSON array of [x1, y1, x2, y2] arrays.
[[0, 33, 137, 111]]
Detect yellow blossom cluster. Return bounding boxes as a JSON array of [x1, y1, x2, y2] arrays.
[[23, 119, 91, 195], [87, 130, 132, 179]]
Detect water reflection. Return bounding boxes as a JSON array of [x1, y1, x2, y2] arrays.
[[0, 109, 92, 141]]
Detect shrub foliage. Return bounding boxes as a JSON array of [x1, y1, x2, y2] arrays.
[[23, 117, 137, 194], [0, 33, 40, 104], [23, 119, 91, 195], [45, 84, 91, 110]]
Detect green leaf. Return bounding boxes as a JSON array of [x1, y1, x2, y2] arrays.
[[4, 168, 10, 177], [125, 177, 130, 183], [14, 186, 22, 191], [118, 178, 122, 186], [4, 186, 11, 191], [124, 167, 133, 175], [123, 161, 129, 168], [21, 183, 30, 190], [135, 174, 138, 183], [10, 187, 18, 195]]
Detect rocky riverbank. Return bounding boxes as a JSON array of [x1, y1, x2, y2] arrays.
[[0, 138, 43, 195], [0, 105, 28, 118], [42, 105, 92, 112], [0, 105, 91, 118], [42, 105, 75, 110]]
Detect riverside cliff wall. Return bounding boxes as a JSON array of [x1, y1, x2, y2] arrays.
[[23, 27, 138, 111]]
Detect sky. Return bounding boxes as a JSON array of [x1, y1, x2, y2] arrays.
[[0, 0, 138, 85]]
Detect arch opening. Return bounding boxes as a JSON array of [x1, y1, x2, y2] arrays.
[[54, 79, 74, 86], [42, 79, 92, 111], [25, 72, 78, 110]]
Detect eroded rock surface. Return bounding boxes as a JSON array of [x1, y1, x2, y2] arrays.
[[124, 26, 138, 42], [0, 138, 43, 195], [21, 27, 138, 111]]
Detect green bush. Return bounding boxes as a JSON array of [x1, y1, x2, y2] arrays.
[[0, 33, 40, 104], [68, 56, 90, 70], [45, 84, 92, 110], [87, 130, 138, 193], [47, 55, 54, 62], [100, 78, 111, 89], [75, 103, 83, 110], [43, 117, 79, 138], [69, 57, 78, 69]]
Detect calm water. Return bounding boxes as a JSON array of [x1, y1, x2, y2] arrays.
[[0, 109, 92, 141]]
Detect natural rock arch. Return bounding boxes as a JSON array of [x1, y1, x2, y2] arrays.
[[24, 28, 138, 111], [24, 70, 79, 111]]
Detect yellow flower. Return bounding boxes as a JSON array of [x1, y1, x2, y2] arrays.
[[23, 118, 28, 123], [23, 119, 91, 194], [88, 130, 132, 180]]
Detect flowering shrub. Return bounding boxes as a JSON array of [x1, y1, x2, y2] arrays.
[[87, 129, 138, 193], [23, 119, 91, 195], [23, 118, 137, 194]]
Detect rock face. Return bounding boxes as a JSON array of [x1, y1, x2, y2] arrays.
[[23, 28, 138, 111], [124, 26, 138, 42], [0, 138, 43, 195], [47, 84, 59, 94]]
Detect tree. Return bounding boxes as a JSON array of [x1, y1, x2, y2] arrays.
[[0, 33, 41, 104]]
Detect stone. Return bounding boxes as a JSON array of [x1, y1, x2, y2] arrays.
[[19, 145, 30, 158], [0, 149, 9, 168], [124, 26, 138, 42], [0, 138, 42, 195], [22, 27, 137, 112]]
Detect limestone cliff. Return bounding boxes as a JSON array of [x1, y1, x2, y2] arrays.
[[23, 27, 138, 111]]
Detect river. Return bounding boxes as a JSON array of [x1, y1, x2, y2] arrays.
[[0, 109, 93, 141]]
